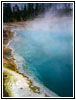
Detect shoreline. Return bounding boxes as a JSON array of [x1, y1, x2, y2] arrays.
[[3, 24, 59, 97], [3, 24, 49, 97]]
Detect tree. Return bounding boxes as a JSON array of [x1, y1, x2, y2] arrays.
[[22, 4, 27, 20], [31, 3, 34, 14], [13, 4, 21, 21], [28, 3, 34, 17], [47, 3, 52, 9], [64, 3, 72, 15], [3, 3, 7, 22], [64, 3, 71, 9], [35, 3, 39, 15], [39, 3, 46, 13], [12, 6, 16, 21], [3, 3, 13, 22]]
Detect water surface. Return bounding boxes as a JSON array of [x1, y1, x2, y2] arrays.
[[9, 16, 73, 97]]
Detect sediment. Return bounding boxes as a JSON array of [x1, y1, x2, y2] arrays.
[[3, 24, 49, 97]]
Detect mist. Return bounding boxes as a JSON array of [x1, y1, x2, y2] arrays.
[[24, 8, 73, 33], [3, 3, 73, 97]]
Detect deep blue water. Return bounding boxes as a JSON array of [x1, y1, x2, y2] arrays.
[[10, 23, 73, 97]]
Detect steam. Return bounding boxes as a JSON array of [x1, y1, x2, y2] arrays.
[[24, 9, 73, 34], [7, 8, 73, 97]]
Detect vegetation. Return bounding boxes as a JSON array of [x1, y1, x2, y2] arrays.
[[3, 3, 72, 22]]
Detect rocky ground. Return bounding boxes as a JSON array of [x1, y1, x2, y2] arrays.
[[3, 24, 49, 97]]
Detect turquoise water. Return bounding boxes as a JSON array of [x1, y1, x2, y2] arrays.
[[9, 19, 73, 97]]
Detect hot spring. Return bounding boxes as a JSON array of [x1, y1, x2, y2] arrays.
[[8, 12, 73, 97]]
